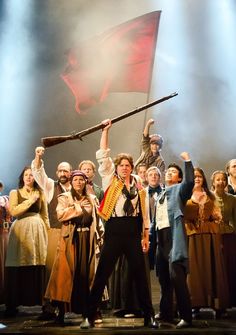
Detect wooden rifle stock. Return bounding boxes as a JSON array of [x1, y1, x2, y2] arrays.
[[41, 92, 178, 148], [41, 135, 73, 148]]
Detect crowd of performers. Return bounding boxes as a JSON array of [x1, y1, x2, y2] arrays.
[[0, 118, 236, 330]]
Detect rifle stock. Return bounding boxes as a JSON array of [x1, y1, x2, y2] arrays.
[[41, 92, 178, 148], [41, 135, 73, 148]]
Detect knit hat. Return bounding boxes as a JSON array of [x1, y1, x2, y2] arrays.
[[70, 170, 88, 182]]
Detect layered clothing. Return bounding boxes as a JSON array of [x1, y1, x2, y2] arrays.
[[155, 160, 194, 323], [134, 134, 165, 184], [45, 192, 104, 314], [215, 192, 236, 306], [87, 148, 155, 320], [185, 193, 229, 310], [31, 160, 70, 284], [5, 187, 49, 308]]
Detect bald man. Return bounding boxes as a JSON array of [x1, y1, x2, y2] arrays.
[[31, 146, 72, 320]]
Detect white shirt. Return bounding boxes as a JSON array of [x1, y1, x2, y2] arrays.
[[155, 193, 170, 230], [31, 160, 70, 204]]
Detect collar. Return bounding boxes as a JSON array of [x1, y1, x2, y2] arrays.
[[148, 185, 162, 195]]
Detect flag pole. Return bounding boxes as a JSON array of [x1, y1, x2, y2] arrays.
[[143, 11, 161, 129]]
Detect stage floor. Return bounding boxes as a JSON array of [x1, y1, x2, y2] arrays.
[[1, 272, 236, 334], [1, 306, 236, 334]]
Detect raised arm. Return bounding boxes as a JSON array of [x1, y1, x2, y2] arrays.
[[179, 152, 194, 203], [33, 146, 45, 169], [100, 119, 112, 150], [96, 119, 115, 190], [180, 151, 191, 162], [143, 118, 155, 137], [31, 146, 54, 203]]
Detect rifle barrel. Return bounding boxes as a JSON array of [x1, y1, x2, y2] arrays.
[[41, 92, 178, 147]]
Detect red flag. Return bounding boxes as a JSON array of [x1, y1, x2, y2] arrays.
[[61, 11, 161, 113]]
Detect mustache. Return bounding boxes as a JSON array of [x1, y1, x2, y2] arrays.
[[59, 176, 70, 184]]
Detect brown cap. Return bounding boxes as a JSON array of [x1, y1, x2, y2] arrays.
[[149, 134, 163, 148]]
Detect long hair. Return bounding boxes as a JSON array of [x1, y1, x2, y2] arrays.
[[71, 185, 87, 200], [194, 167, 215, 200], [18, 166, 41, 190]]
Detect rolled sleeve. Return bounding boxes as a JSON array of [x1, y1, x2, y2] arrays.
[[96, 148, 115, 191], [31, 160, 54, 203]]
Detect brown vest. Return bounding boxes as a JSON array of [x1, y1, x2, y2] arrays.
[[48, 182, 65, 228]]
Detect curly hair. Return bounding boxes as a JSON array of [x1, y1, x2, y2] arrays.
[[113, 153, 134, 171]]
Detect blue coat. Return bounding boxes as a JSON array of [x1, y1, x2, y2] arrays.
[[165, 161, 194, 268]]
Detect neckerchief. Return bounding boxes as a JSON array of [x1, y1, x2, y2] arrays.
[[122, 184, 137, 216]]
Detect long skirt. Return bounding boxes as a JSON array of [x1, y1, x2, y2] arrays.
[[221, 233, 236, 307], [5, 265, 46, 308], [4, 214, 48, 309], [5, 215, 48, 267], [187, 233, 229, 309], [70, 230, 91, 315], [45, 228, 95, 317], [0, 229, 9, 303]]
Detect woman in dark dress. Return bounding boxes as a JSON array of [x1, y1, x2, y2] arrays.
[[211, 170, 236, 308], [184, 168, 229, 319]]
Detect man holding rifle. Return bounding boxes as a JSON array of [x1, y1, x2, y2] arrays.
[[81, 119, 158, 329]]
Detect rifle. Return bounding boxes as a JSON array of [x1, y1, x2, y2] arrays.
[[41, 92, 178, 148]]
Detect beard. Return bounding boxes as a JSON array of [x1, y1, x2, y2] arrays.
[[59, 176, 70, 184]]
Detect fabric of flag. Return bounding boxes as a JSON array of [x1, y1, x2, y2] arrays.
[[61, 11, 161, 113]]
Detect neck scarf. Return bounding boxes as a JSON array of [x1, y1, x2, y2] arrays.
[[122, 184, 137, 216]]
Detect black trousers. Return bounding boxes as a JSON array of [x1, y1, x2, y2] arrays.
[[156, 227, 192, 323], [88, 217, 154, 318]]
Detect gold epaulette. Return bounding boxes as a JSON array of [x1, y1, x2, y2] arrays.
[[138, 188, 146, 222], [98, 176, 124, 221]]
